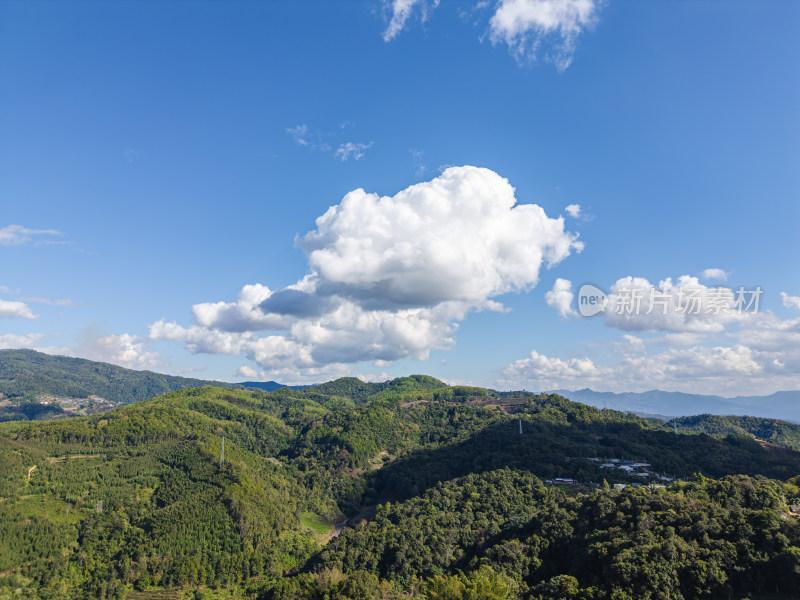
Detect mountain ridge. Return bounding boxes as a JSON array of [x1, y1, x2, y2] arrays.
[[551, 387, 800, 422], [0, 349, 243, 407]]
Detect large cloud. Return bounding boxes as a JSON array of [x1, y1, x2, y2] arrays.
[[299, 166, 582, 308], [150, 166, 582, 382]]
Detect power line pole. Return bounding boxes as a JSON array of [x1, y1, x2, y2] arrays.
[[519, 418, 522, 435], [220, 436, 225, 468]]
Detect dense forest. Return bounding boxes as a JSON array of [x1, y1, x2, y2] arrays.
[[0, 376, 799, 599], [668, 414, 800, 452]]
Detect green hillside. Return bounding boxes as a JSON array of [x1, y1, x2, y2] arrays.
[[668, 413, 800, 451], [0, 349, 241, 407], [0, 384, 799, 599], [305, 374, 450, 403]]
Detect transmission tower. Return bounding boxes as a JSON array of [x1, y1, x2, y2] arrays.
[[220, 436, 225, 467]]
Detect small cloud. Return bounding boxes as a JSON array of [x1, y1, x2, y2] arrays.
[[288, 123, 372, 162], [565, 204, 581, 218], [237, 365, 260, 379], [0, 286, 20, 294], [701, 268, 730, 282], [380, 0, 602, 71], [124, 149, 138, 163], [457, 0, 491, 24], [781, 292, 800, 311], [383, 0, 440, 42], [20, 296, 75, 307], [0, 225, 63, 246], [0, 299, 38, 320], [489, 0, 603, 71], [335, 142, 373, 161], [357, 371, 390, 383], [286, 124, 311, 147], [545, 278, 575, 318], [0, 333, 45, 349], [77, 329, 164, 370]]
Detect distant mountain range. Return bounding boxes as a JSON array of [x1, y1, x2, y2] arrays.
[[239, 380, 311, 392], [3, 348, 800, 423], [552, 388, 800, 423]]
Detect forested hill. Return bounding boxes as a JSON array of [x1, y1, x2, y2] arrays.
[[669, 413, 800, 451], [1, 384, 799, 599], [0, 349, 241, 405], [304, 374, 455, 403]]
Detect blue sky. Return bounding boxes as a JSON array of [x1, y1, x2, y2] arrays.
[[1, 0, 798, 394]]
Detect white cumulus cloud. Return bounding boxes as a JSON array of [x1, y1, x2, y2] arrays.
[[0, 333, 46, 349], [300, 166, 582, 308], [602, 275, 746, 334], [237, 365, 260, 379], [701, 268, 730, 281], [564, 203, 581, 218], [545, 277, 575, 318], [192, 284, 292, 332], [781, 292, 800, 312], [382, 0, 602, 70], [0, 299, 38, 320], [499, 341, 771, 395], [501, 288, 800, 395], [502, 349, 599, 389], [489, 0, 603, 70], [79, 333, 163, 370], [150, 166, 582, 381]]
